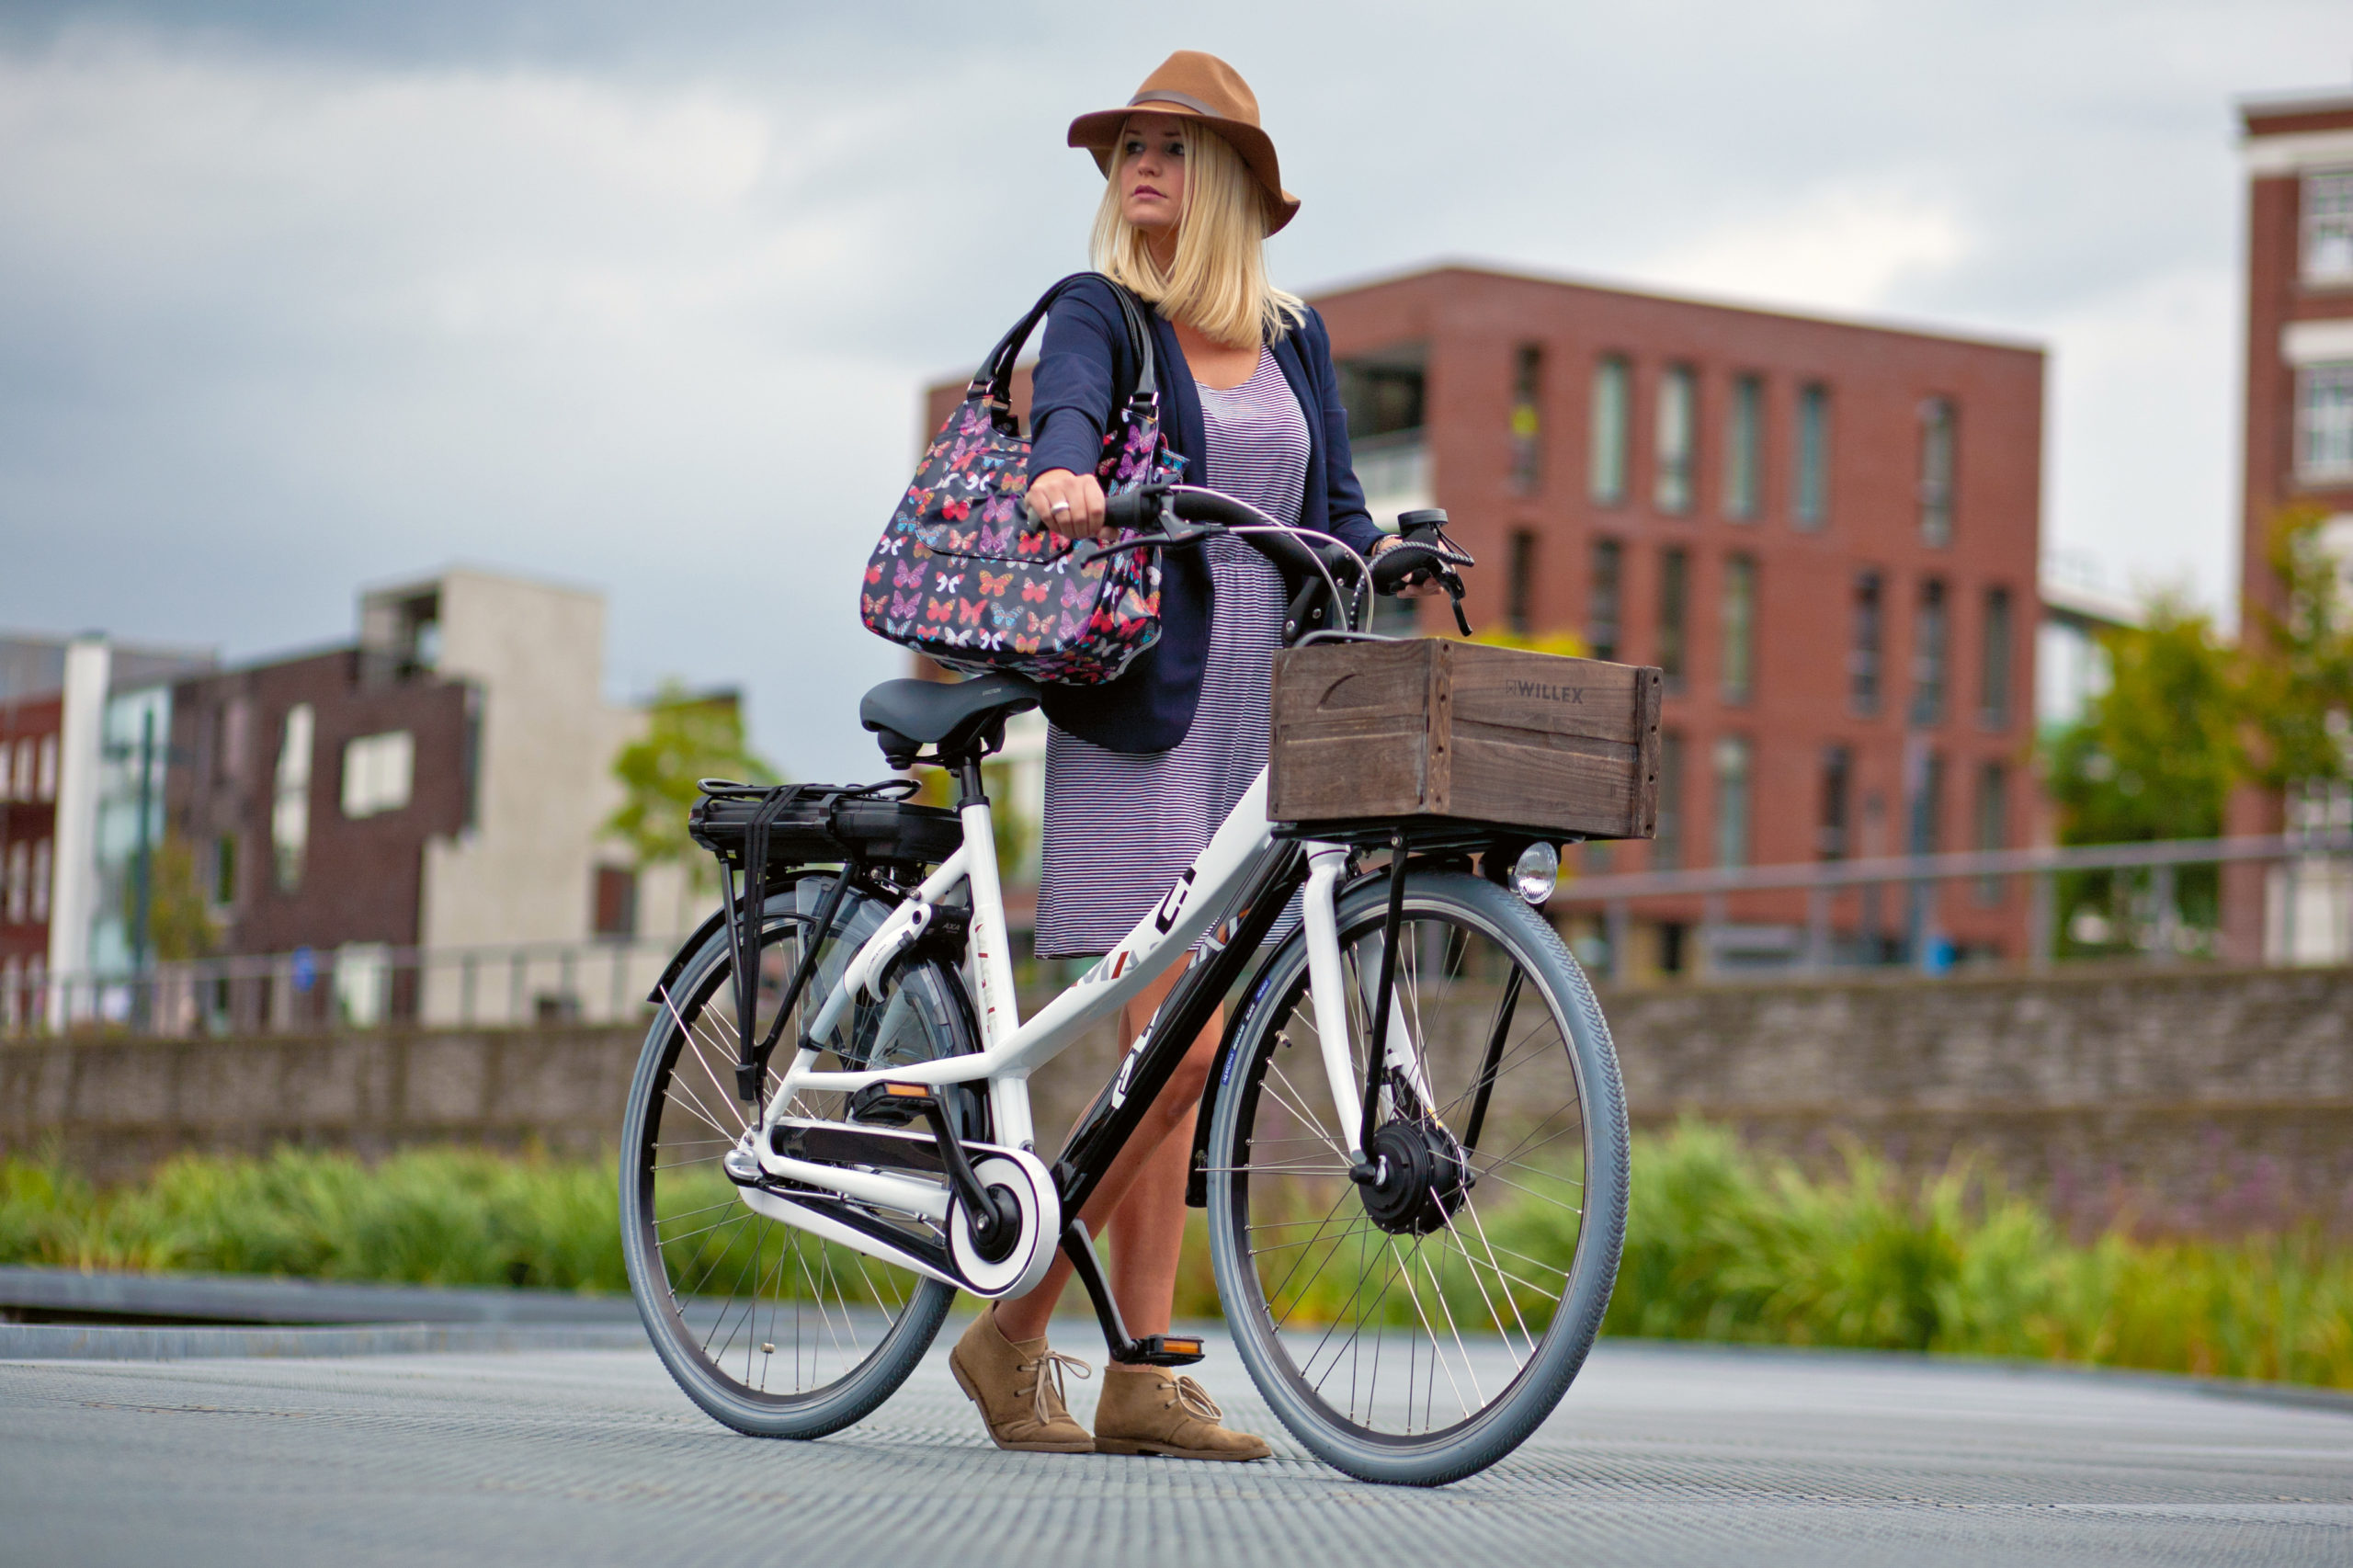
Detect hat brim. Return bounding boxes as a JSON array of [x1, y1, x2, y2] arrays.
[[1068, 105, 1299, 235]]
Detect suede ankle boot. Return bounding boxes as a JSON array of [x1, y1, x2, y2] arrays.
[[949, 1307, 1094, 1453], [1092, 1363, 1270, 1461]]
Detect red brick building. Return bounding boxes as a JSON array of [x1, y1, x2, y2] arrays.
[[2225, 88, 2353, 963], [0, 691, 63, 1024], [926, 264, 2044, 971], [1313, 267, 2042, 971]]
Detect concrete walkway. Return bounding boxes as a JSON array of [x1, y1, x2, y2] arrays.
[[3, 1327, 2347, 1566]]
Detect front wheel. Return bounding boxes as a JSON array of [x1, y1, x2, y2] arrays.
[[1206, 871, 1629, 1485]]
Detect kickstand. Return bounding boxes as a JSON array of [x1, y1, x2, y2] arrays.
[[1060, 1221, 1204, 1368]]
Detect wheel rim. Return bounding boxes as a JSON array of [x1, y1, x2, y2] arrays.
[[1219, 895, 1595, 1444], [629, 902, 972, 1406]]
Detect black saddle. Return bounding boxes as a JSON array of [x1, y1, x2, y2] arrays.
[[859, 673, 1041, 767]]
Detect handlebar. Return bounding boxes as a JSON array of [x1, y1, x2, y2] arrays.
[[1092, 483, 1476, 638]]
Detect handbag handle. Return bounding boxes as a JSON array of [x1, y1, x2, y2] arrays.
[[966, 273, 1156, 425]]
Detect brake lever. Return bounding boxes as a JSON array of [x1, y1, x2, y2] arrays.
[[1069, 518, 1218, 567], [1440, 569, 1473, 636]]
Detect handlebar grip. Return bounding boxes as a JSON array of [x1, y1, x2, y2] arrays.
[[1372, 541, 1453, 594], [1103, 488, 1152, 531]]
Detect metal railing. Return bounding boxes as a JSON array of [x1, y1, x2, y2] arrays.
[[8, 830, 2350, 1037], [3, 935, 686, 1040], [1549, 828, 2353, 981]]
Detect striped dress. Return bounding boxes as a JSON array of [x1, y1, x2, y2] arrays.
[[1034, 350, 1307, 959]]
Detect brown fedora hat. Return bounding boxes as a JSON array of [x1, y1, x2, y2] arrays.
[[1067, 51, 1300, 235]]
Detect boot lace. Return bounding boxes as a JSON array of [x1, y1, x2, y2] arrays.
[[1019, 1348, 1092, 1426], [1166, 1374, 1222, 1422]]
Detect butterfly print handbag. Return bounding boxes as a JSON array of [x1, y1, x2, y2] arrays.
[[859, 274, 1183, 685]]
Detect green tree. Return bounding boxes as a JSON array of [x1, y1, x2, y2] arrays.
[[145, 835, 220, 962], [607, 685, 779, 890], [2039, 597, 2239, 951], [2239, 504, 2353, 798]]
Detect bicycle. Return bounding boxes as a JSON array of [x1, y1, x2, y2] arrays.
[[619, 484, 1631, 1486]]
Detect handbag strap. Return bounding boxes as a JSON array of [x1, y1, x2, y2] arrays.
[[966, 273, 1157, 423]]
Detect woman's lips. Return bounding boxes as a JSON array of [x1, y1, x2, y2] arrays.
[[1132, 186, 1165, 199]]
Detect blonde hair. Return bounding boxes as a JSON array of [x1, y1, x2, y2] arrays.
[[1091, 117, 1306, 350]]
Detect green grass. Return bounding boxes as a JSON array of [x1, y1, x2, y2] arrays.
[[6, 1129, 2349, 1391], [1586, 1122, 2353, 1389], [1, 1147, 631, 1291]]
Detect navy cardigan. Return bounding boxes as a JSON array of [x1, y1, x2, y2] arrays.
[[1026, 275, 1383, 754]]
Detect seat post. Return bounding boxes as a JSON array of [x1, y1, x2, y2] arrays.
[[952, 752, 988, 808]]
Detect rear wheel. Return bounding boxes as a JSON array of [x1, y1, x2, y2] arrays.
[[620, 881, 980, 1438], [1206, 871, 1628, 1485]]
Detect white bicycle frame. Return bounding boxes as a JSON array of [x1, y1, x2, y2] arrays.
[[735, 768, 1419, 1251]]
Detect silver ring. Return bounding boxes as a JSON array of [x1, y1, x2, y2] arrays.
[[1051, 501, 1071, 514]]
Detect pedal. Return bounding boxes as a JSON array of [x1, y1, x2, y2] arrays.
[[1114, 1333, 1206, 1368], [847, 1079, 937, 1128]]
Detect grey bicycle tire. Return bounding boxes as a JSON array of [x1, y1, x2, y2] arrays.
[[1206, 871, 1629, 1485]]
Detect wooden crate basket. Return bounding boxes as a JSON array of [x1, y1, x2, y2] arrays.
[[1267, 639, 1664, 844]]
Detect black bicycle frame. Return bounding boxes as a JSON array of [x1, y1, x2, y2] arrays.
[[1048, 839, 1308, 1223]]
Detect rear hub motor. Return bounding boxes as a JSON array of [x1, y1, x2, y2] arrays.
[[1358, 1119, 1472, 1236]]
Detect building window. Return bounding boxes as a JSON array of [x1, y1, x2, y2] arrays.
[[29, 839, 50, 922], [1724, 374, 1762, 519], [1912, 578, 1949, 726], [212, 701, 244, 784], [1587, 539, 1622, 663], [1850, 571, 1883, 716], [1919, 397, 1956, 547], [213, 835, 237, 908], [2306, 167, 2353, 286], [1974, 761, 2007, 904], [1819, 744, 1852, 860], [341, 731, 415, 820], [2299, 363, 2353, 484], [1652, 730, 1684, 869], [1506, 529, 1538, 637], [1654, 364, 1696, 513], [271, 703, 314, 893], [1979, 586, 2013, 731], [1510, 343, 1543, 494], [593, 866, 640, 939], [1713, 735, 1752, 869], [37, 734, 58, 801], [1910, 749, 1946, 857], [1794, 381, 1830, 528], [1590, 355, 1631, 505], [5, 841, 24, 924], [1657, 547, 1688, 689], [1722, 553, 1756, 706], [1338, 353, 1427, 440]]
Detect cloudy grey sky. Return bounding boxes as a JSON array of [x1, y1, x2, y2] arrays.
[[0, 1, 2344, 778]]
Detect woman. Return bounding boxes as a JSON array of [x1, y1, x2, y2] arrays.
[[948, 51, 1417, 1462]]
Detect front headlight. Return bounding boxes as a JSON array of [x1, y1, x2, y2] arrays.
[[1511, 841, 1560, 905]]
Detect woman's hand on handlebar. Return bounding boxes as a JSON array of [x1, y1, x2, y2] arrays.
[[1025, 469, 1111, 542], [1372, 538, 1448, 597]]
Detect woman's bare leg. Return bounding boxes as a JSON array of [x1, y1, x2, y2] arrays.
[[990, 963, 1219, 1344]]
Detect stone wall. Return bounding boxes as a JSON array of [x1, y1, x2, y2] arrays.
[[1604, 964, 2353, 1236], [6, 963, 2348, 1235]]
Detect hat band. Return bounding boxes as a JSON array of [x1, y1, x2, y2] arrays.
[[1127, 88, 1222, 118]]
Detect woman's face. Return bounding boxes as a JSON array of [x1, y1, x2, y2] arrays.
[[1117, 112, 1189, 238]]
